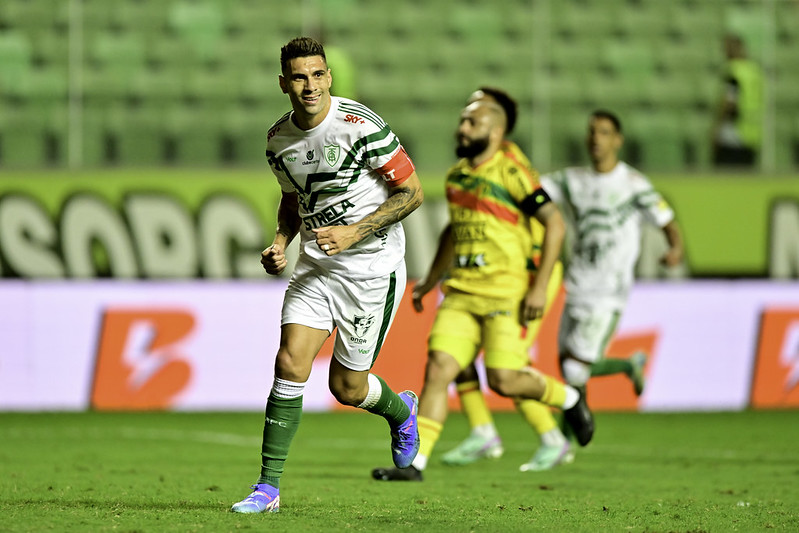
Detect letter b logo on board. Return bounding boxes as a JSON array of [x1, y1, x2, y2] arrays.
[[91, 309, 195, 410]]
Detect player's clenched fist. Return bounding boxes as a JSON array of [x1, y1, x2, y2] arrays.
[[261, 245, 287, 275]]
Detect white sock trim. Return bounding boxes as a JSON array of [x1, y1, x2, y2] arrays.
[[563, 385, 580, 410], [471, 423, 498, 440], [271, 377, 306, 399], [356, 374, 382, 409], [540, 428, 567, 447], [411, 453, 428, 471]]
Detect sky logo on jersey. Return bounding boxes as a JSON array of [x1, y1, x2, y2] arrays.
[[345, 114, 365, 124], [750, 307, 799, 408], [324, 144, 341, 167]]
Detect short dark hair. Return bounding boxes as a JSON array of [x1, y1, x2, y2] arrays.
[[477, 86, 518, 134], [591, 109, 622, 133], [280, 37, 326, 74]]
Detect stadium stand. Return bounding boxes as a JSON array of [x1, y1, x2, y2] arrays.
[[0, 0, 796, 171]]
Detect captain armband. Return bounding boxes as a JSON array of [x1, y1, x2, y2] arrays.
[[376, 147, 415, 186], [520, 187, 552, 216]]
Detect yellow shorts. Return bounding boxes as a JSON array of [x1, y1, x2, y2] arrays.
[[429, 262, 562, 370]]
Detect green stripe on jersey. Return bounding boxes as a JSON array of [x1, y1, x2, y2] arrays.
[[338, 125, 392, 172], [363, 136, 400, 160], [449, 172, 519, 209], [339, 102, 387, 129]]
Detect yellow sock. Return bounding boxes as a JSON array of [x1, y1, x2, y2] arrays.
[[540, 375, 567, 408], [515, 399, 558, 435], [457, 380, 494, 429], [418, 416, 443, 459]]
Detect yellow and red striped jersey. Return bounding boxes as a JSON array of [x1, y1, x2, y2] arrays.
[[442, 143, 545, 300]]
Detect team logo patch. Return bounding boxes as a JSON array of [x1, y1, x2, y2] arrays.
[[324, 144, 341, 167], [352, 314, 375, 339]]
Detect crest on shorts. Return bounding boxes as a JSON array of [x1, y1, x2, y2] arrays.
[[324, 144, 341, 167], [352, 314, 375, 339]]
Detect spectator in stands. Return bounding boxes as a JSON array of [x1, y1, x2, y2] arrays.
[[712, 34, 764, 168]]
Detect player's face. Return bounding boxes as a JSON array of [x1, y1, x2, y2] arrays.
[[455, 106, 492, 158], [279, 55, 332, 129], [586, 117, 622, 163]]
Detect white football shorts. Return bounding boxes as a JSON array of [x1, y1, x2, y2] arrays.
[[557, 300, 622, 363], [281, 262, 406, 371]]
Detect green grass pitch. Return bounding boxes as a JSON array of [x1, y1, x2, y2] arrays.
[[1, 410, 798, 532]]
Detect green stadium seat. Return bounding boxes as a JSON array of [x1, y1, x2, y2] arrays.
[[81, 0, 116, 30], [111, 106, 167, 166], [774, 116, 799, 170], [167, 0, 227, 63], [550, 3, 619, 40], [602, 41, 657, 92], [82, 66, 130, 110], [0, 30, 33, 95], [110, 0, 170, 35], [169, 104, 228, 166], [184, 67, 243, 107], [0, 0, 60, 31], [668, 1, 724, 44], [775, 2, 799, 44], [547, 43, 603, 79], [225, 107, 270, 166], [79, 107, 110, 167], [0, 102, 65, 167], [87, 31, 146, 85], [627, 111, 686, 172], [129, 69, 185, 109]]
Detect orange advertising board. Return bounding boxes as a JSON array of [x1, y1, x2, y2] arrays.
[[750, 308, 799, 408]]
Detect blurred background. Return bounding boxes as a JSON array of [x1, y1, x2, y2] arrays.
[[0, 0, 797, 173], [1, 0, 799, 412]]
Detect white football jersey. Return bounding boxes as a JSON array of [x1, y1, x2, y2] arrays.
[[265, 97, 412, 279], [541, 162, 674, 308]]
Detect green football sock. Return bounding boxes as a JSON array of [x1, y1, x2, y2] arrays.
[[591, 358, 632, 377], [257, 393, 303, 489], [361, 374, 410, 426]]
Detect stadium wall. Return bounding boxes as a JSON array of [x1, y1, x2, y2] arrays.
[[1, 279, 798, 413], [1, 172, 799, 279]]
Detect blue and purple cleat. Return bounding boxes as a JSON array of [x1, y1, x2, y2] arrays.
[[231, 483, 280, 514], [390, 390, 420, 468]]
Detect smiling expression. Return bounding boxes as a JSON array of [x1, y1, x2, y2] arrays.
[[279, 55, 333, 130]]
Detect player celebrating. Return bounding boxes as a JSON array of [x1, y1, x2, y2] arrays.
[[372, 99, 593, 482], [231, 37, 424, 513], [542, 110, 683, 459]]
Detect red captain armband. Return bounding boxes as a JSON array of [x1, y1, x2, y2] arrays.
[[376, 147, 415, 186]]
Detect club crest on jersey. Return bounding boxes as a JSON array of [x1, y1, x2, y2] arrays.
[[351, 314, 375, 343], [324, 144, 341, 167]]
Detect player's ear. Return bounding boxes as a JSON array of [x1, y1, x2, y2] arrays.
[[278, 75, 288, 94], [491, 124, 504, 144]]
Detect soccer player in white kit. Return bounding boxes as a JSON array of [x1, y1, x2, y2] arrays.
[[541, 110, 683, 449], [231, 37, 424, 514]]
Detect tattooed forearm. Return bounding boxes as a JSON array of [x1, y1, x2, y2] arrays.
[[353, 178, 424, 242]]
